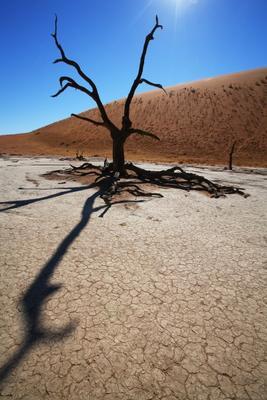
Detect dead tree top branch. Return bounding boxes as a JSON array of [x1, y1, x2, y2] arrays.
[[51, 15, 117, 132], [122, 15, 165, 131]]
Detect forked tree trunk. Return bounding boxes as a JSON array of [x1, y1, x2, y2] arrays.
[[52, 16, 164, 172], [112, 135, 126, 175]]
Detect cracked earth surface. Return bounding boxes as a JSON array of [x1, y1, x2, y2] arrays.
[[0, 157, 266, 400]]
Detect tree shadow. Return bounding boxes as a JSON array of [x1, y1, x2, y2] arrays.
[[0, 183, 94, 213], [0, 177, 144, 384]]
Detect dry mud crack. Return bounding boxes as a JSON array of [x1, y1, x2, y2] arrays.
[[0, 157, 266, 399]]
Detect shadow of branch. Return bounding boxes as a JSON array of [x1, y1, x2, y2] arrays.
[[0, 183, 95, 213]]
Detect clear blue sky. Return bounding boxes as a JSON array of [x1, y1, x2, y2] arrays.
[[1, 0, 266, 134]]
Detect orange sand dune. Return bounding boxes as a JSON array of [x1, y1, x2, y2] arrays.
[[0, 68, 266, 167]]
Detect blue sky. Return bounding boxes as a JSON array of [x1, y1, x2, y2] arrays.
[[1, 0, 266, 134]]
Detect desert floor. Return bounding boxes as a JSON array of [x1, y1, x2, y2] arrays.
[[0, 156, 266, 400]]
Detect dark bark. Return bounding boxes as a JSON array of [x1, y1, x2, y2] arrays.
[[71, 113, 104, 127], [51, 16, 117, 132], [48, 162, 248, 202], [112, 136, 126, 175], [229, 141, 236, 170], [122, 16, 165, 131]]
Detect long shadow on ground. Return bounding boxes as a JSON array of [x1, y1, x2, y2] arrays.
[[0, 177, 144, 385], [0, 183, 94, 213]]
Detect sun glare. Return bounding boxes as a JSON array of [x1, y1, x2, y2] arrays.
[[132, 0, 198, 29], [170, 0, 198, 4], [163, 0, 198, 30], [166, 0, 198, 10]]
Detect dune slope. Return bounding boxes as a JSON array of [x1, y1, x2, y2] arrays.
[[0, 68, 266, 166]]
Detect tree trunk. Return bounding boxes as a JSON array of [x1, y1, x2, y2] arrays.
[[228, 141, 236, 170], [112, 135, 126, 175]]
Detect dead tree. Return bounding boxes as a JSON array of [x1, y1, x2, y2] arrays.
[[52, 15, 164, 175], [51, 16, 248, 201], [228, 141, 236, 170]]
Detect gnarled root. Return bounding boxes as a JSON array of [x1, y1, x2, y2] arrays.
[[124, 163, 248, 198], [45, 161, 249, 203]]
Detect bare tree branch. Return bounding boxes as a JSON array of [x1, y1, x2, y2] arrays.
[[58, 76, 91, 94], [139, 78, 167, 94], [129, 128, 160, 141], [51, 83, 73, 98], [51, 76, 93, 98], [122, 15, 163, 130], [71, 113, 104, 127], [51, 15, 117, 130], [52, 16, 98, 93]]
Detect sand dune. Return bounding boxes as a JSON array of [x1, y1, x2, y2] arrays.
[[0, 67, 266, 166]]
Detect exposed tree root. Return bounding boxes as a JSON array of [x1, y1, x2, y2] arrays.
[[45, 161, 249, 205], [124, 163, 248, 198]]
